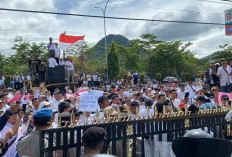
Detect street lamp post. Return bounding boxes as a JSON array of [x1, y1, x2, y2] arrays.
[[95, 0, 110, 79]]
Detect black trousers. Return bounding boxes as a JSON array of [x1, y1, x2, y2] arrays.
[[14, 82, 21, 91], [55, 58, 59, 65], [38, 71, 45, 85], [88, 81, 92, 87]]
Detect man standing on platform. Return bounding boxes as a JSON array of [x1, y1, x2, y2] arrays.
[[47, 37, 55, 58], [65, 58, 74, 83], [48, 54, 58, 84], [19, 73, 24, 89], [13, 72, 20, 91], [54, 43, 60, 64]]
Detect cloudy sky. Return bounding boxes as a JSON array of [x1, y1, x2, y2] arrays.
[[0, 0, 231, 58]]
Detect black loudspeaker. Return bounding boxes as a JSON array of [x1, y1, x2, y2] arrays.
[[53, 66, 65, 84]]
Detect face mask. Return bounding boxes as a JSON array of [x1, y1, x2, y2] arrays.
[[129, 90, 133, 93]]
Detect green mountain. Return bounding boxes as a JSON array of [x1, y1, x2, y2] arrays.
[[94, 34, 130, 55], [200, 54, 218, 60]]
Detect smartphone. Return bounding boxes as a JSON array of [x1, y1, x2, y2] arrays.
[[185, 92, 189, 98]]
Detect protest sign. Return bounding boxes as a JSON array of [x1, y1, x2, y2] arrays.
[[79, 90, 103, 112]]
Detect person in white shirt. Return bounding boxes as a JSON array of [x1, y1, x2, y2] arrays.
[[13, 72, 21, 91], [159, 85, 166, 95], [140, 97, 154, 118], [0, 76, 5, 89], [0, 94, 10, 112], [31, 98, 40, 112], [186, 81, 196, 102], [169, 89, 181, 110], [123, 86, 133, 98], [196, 82, 203, 92], [19, 73, 25, 89], [59, 58, 65, 66], [143, 88, 149, 98], [47, 37, 55, 58], [177, 84, 186, 102], [48, 54, 58, 84], [65, 59, 74, 83], [51, 89, 62, 112], [54, 43, 60, 64], [1, 110, 24, 157], [78, 83, 87, 91], [215, 58, 232, 93]]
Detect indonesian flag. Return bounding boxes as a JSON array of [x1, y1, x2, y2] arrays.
[[59, 34, 85, 50]]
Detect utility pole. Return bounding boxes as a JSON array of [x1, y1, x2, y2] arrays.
[[95, 0, 110, 79]]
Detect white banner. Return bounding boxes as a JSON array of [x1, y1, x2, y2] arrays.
[[79, 90, 103, 112]]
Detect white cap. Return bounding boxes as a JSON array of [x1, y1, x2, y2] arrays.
[[39, 101, 51, 109]]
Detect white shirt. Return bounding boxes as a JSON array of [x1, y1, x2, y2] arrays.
[[217, 65, 231, 86], [48, 58, 58, 68], [3, 104, 10, 112], [92, 75, 97, 81], [51, 99, 62, 111], [66, 61, 74, 71], [177, 90, 185, 102], [47, 42, 55, 50], [140, 108, 154, 118], [59, 61, 65, 66], [19, 76, 24, 83], [123, 91, 133, 98], [54, 47, 60, 58], [0, 76, 5, 85], [26, 75, 31, 80], [1, 123, 23, 157], [187, 86, 196, 99], [170, 98, 181, 109]]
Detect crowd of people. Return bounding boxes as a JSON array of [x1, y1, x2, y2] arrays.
[[0, 54, 232, 156]]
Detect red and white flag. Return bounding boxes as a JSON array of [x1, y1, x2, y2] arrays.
[[59, 34, 85, 50]]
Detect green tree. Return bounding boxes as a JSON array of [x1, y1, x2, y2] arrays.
[[2, 42, 47, 75], [144, 40, 200, 79], [212, 44, 232, 62], [0, 53, 5, 70], [107, 41, 120, 80]]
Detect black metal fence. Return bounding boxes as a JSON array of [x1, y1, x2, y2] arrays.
[[39, 110, 231, 157]]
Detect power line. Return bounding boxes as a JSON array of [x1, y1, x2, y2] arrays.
[[199, 0, 232, 4], [78, 0, 224, 16], [0, 8, 226, 26]]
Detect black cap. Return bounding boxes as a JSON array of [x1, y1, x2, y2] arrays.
[[144, 97, 153, 106], [221, 58, 226, 62], [82, 127, 106, 145], [130, 101, 140, 107], [196, 96, 206, 102], [221, 94, 229, 100]]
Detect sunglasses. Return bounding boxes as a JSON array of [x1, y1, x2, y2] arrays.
[[12, 113, 18, 116]]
